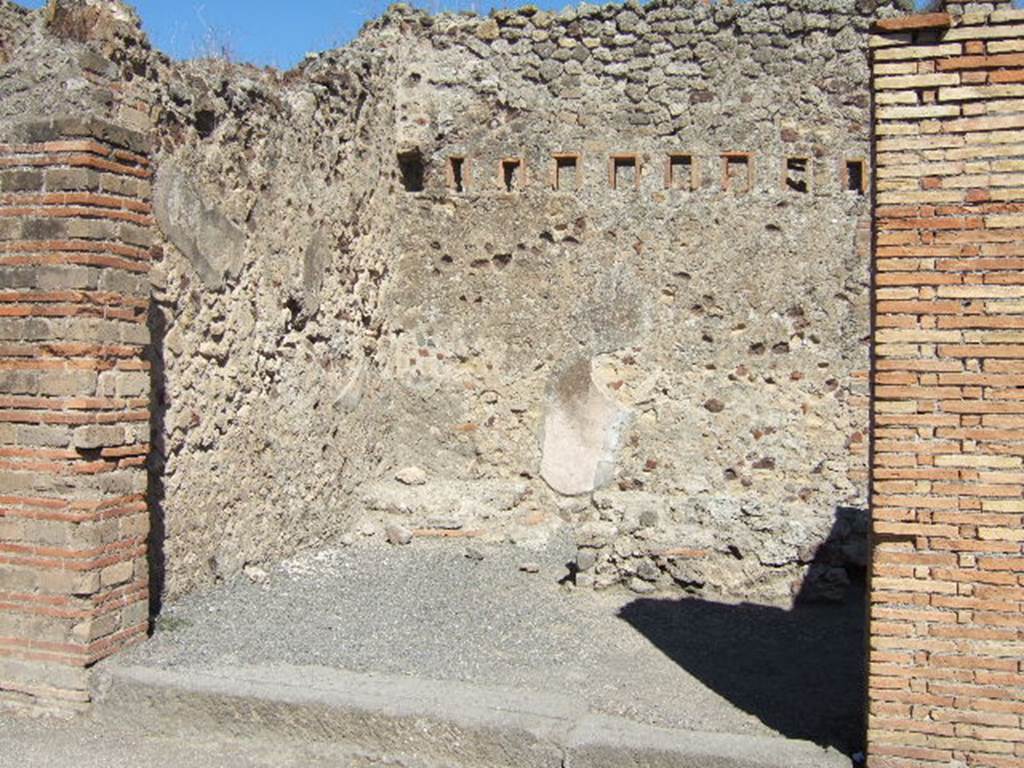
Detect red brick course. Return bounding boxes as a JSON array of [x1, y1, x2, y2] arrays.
[[869, 7, 1024, 767], [0, 120, 152, 713]]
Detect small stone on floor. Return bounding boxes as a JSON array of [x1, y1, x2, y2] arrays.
[[385, 524, 413, 545]]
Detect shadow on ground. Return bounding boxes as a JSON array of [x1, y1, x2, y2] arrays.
[[618, 512, 867, 756]]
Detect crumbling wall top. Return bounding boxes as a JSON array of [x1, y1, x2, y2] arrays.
[[355, 0, 916, 43]]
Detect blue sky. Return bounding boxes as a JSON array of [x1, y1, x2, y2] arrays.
[[18, 0, 1020, 69], [18, 1, 583, 69]]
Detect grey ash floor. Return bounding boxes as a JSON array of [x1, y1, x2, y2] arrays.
[[118, 533, 866, 756]]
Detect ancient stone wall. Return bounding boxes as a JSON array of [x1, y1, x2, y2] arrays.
[[143, 37, 409, 600], [352, 0, 890, 603], [137, 0, 903, 603], [868, 6, 1024, 766], [0, 0, 907, 607], [0, 0, 155, 133], [0, 117, 153, 712]]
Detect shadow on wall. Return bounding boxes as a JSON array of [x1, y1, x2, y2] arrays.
[[146, 301, 168, 619], [618, 509, 867, 757]]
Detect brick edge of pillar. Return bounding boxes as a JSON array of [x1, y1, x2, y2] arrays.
[[0, 116, 154, 713], [867, 6, 1024, 766]]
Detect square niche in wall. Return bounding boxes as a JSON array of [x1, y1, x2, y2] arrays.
[[398, 149, 424, 192], [447, 156, 467, 193], [501, 157, 525, 192], [784, 157, 811, 193], [666, 154, 696, 191], [721, 152, 753, 193], [609, 154, 640, 190], [552, 153, 581, 191], [844, 158, 867, 194]]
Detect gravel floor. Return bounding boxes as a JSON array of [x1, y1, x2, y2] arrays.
[[114, 534, 866, 756]]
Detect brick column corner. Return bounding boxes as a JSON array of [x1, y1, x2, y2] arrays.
[[868, 6, 1024, 767], [0, 116, 154, 713]]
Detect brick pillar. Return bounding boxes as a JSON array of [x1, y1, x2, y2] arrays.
[[0, 117, 152, 712], [868, 7, 1024, 767]]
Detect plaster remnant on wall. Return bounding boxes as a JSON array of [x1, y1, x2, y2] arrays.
[[298, 231, 329, 320], [541, 359, 631, 496], [153, 161, 246, 291], [333, 362, 367, 414]]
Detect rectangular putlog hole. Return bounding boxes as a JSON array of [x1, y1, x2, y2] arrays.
[[721, 152, 753, 193], [448, 156, 466, 193], [552, 153, 581, 191], [398, 150, 424, 193], [501, 158, 524, 192], [666, 154, 695, 191], [610, 154, 639, 190], [845, 159, 866, 194], [784, 157, 810, 193]]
